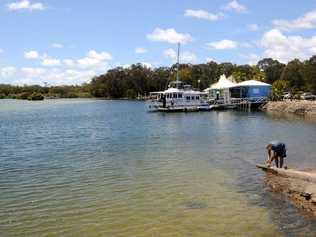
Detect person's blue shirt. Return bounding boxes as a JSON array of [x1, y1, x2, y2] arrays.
[[270, 141, 286, 157]]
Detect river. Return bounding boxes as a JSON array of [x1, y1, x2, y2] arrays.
[[0, 99, 316, 236]]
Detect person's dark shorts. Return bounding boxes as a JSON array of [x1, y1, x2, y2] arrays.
[[273, 144, 287, 158]]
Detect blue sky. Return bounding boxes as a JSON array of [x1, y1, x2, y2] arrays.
[[1, 0, 316, 85]]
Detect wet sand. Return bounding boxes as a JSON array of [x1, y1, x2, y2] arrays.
[[258, 165, 316, 217]]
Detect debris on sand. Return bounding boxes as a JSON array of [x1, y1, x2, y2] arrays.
[[257, 164, 316, 216]]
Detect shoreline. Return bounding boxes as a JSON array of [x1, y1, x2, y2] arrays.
[[262, 100, 316, 116], [257, 165, 316, 217]]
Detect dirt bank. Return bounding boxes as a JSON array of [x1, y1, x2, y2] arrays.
[[262, 100, 316, 116], [258, 165, 316, 217]]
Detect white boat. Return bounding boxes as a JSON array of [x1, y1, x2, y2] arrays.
[[148, 81, 209, 112], [147, 44, 209, 112]]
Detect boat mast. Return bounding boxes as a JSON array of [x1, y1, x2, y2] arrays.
[[176, 42, 180, 83]]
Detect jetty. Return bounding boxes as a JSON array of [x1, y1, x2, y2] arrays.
[[257, 164, 316, 216]]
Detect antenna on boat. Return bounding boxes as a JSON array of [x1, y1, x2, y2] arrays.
[[176, 42, 180, 83]]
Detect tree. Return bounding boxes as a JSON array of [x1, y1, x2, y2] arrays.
[[280, 59, 304, 92], [302, 56, 316, 93], [251, 66, 265, 82], [272, 80, 289, 99], [257, 58, 285, 84], [232, 65, 253, 82], [218, 62, 235, 77]]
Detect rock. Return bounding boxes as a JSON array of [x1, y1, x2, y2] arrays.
[[263, 100, 316, 116]]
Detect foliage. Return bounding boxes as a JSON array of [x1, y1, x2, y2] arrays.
[[272, 80, 289, 99], [27, 93, 44, 101], [1, 56, 316, 100], [257, 58, 285, 84], [281, 59, 305, 92]]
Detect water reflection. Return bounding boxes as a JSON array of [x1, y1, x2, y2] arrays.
[[0, 100, 315, 236]]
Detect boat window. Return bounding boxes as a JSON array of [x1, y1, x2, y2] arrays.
[[174, 93, 177, 98], [166, 94, 169, 99], [191, 96, 195, 100], [186, 96, 190, 100], [196, 96, 200, 100], [178, 93, 182, 98]]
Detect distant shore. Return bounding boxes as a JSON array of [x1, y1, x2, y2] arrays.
[[262, 100, 316, 116]]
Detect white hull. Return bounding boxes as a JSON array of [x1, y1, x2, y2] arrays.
[[148, 101, 210, 112]]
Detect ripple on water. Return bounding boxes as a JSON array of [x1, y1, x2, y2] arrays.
[[1, 100, 316, 236]]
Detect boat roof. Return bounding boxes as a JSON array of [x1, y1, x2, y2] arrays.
[[235, 80, 272, 87], [150, 88, 204, 95]]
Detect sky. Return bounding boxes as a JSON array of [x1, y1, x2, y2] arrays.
[[0, 0, 316, 85]]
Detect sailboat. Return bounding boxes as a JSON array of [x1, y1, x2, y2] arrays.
[[147, 44, 209, 112]]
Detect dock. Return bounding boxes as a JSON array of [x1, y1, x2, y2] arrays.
[[210, 97, 268, 111]]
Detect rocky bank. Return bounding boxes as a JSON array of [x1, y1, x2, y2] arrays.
[[262, 100, 316, 116]]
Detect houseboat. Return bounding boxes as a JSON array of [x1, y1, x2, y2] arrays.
[[147, 43, 209, 112], [148, 81, 209, 112]]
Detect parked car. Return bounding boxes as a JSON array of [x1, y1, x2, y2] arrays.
[[301, 92, 316, 100], [282, 92, 292, 100]]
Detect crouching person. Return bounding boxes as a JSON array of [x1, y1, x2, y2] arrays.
[[266, 141, 287, 168]]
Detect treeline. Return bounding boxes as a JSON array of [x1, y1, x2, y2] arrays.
[[1, 56, 315, 100], [89, 62, 265, 98], [89, 56, 316, 99], [0, 84, 91, 100]]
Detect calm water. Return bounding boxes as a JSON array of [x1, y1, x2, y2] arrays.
[[1, 99, 316, 237]]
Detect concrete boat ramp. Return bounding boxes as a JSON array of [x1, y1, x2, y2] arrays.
[[257, 164, 316, 216]]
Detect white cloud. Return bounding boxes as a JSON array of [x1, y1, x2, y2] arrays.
[[41, 57, 61, 66], [247, 24, 259, 31], [51, 43, 64, 49], [7, 0, 45, 11], [240, 53, 260, 65], [8, 67, 105, 85], [224, 0, 247, 13], [21, 67, 46, 78], [205, 57, 216, 62], [184, 9, 224, 21], [24, 51, 61, 66], [63, 59, 75, 67], [273, 10, 316, 31], [135, 47, 147, 54], [163, 48, 177, 60], [140, 62, 152, 68], [147, 28, 193, 44], [4, 49, 114, 85], [0, 66, 17, 78], [207, 39, 238, 49], [0, 49, 3, 54], [87, 50, 112, 61], [260, 29, 316, 63], [163, 48, 197, 63], [24, 50, 40, 59], [77, 50, 112, 69]]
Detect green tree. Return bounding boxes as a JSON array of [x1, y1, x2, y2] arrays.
[[257, 58, 285, 84], [302, 56, 316, 93], [280, 59, 304, 92], [272, 80, 289, 99]]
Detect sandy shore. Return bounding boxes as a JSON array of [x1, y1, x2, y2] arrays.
[[262, 100, 316, 116], [258, 165, 316, 217]]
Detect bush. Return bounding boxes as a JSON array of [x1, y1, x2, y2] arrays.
[[27, 93, 44, 101], [125, 89, 137, 99], [17, 92, 32, 100]]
